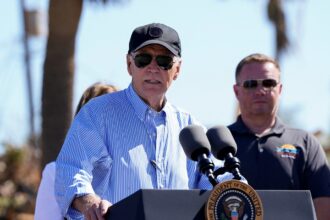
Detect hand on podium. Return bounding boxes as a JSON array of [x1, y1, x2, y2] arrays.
[[72, 194, 112, 220], [217, 172, 248, 185]]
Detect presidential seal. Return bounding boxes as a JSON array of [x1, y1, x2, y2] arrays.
[[205, 180, 263, 220]]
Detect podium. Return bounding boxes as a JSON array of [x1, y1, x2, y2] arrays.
[[106, 189, 316, 220]]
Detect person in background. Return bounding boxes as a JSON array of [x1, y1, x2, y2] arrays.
[[228, 53, 330, 220], [55, 23, 233, 220], [34, 83, 118, 220]]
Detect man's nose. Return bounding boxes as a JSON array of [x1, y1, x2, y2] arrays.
[[254, 85, 268, 95], [147, 58, 160, 71]]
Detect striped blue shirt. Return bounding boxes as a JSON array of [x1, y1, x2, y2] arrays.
[[55, 84, 223, 219]]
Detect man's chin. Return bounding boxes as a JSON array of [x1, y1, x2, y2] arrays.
[[250, 108, 270, 115]]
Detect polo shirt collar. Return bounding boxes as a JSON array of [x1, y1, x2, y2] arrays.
[[230, 115, 285, 135], [271, 117, 285, 134], [230, 116, 250, 134]]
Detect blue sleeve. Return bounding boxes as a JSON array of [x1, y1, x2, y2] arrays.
[[55, 105, 110, 219]]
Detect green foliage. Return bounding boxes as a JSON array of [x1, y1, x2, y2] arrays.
[[3, 145, 24, 172]]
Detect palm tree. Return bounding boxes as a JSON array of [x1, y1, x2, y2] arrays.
[[267, 0, 289, 62], [41, 0, 124, 168]]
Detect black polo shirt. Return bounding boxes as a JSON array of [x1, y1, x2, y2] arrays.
[[228, 116, 330, 198]]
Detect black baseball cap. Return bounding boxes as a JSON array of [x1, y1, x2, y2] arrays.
[[128, 23, 181, 57]]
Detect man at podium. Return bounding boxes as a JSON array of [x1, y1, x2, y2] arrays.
[[55, 23, 230, 220], [229, 53, 330, 220]]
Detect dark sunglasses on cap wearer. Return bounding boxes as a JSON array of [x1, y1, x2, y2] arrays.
[[131, 53, 177, 70], [238, 79, 279, 90]]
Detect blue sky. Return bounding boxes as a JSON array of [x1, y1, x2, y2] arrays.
[[0, 0, 329, 152]]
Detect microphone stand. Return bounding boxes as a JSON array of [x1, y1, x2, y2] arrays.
[[197, 154, 218, 187], [213, 153, 242, 180]]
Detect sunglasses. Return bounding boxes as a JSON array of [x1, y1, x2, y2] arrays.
[[132, 53, 176, 70], [239, 79, 279, 90]]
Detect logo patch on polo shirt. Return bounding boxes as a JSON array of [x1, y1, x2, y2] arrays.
[[276, 144, 298, 159]]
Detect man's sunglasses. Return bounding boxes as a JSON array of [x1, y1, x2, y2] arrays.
[[239, 79, 279, 90], [132, 53, 176, 70]]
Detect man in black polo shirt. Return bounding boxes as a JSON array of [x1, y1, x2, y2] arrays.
[[229, 53, 330, 220]]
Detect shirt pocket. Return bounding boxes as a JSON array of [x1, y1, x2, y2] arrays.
[[94, 155, 113, 171]]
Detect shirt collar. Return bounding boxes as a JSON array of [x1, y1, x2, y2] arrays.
[[271, 117, 285, 134], [230, 115, 285, 135], [229, 116, 250, 134], [125, 83, 168, 121]]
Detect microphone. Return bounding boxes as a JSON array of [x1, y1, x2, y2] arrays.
[[206, 126, 242, 180], [179, 125, 218, 186]]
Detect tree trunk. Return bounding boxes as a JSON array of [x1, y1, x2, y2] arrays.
[[41, 0, 82, 169]]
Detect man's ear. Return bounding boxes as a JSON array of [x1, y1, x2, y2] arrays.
[[173, 71, 179, 80], [233, 84, 239, 98], [173, 59, 182, 80], [278, 83, 283, 95], [126, 54, 132, 76]]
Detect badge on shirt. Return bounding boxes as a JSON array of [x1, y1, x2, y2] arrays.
[[276, 144, 298, 159]]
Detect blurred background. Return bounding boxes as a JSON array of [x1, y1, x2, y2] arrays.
[[0, 0, 329, 218]]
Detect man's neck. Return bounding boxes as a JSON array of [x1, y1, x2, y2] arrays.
[[241, 114, 276, 136], [143, 96, 165, 112]]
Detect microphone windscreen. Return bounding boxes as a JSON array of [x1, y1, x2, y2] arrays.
[[206, 126, 237, 160], [179, 125, 211, 161]]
